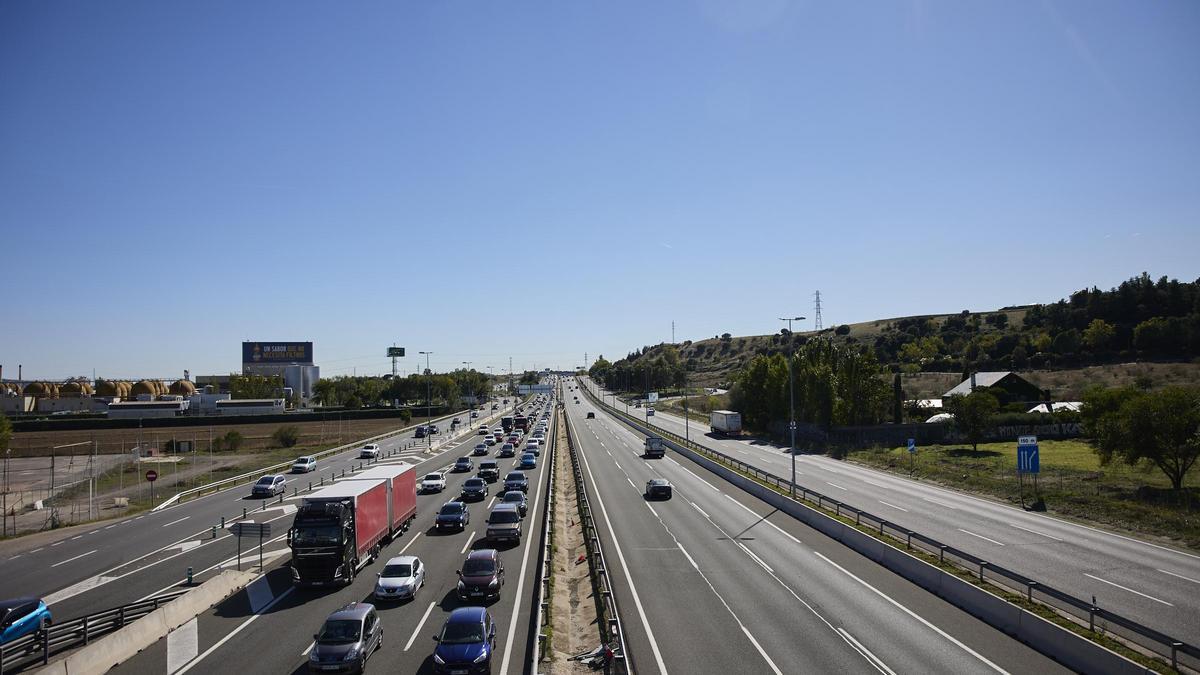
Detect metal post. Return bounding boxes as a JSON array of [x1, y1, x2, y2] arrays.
[[780, 316, 804, 498]]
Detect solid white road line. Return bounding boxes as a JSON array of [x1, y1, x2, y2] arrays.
[[1083, 573, 1174, 606], [497, 430, 549, 675], [166, 617, 199, 674], [1158, 568, 1200, 585], [689, 501, 710, 519], [51, 549, 97, 568], [837, 627, 897, 675], [957, 529, 1005, 546], [461, 532, 475, 554], [722, 495, 803, 545], [175, 586, 295, 675], [405, 601, 437, 651], [878, 501, 908, 512], [162, 516, 191, 528], [826, 482, 848, 491], [301, 640, 315, 657], [1009, 523, 1063, 542], [812, 551, 1009, 674], [922, 497, 958, 510], [572, 416, 670, 675], [674, 464, 720, 492]]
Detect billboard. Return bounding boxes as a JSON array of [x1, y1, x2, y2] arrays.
[[387, 347, 406, 357], [242, 342, 313, 365]]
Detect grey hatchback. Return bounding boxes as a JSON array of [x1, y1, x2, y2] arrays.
[[308, 602, 382, 673]]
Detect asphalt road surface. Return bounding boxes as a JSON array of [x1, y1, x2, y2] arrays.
[[562, 387, 1068, 675], [587, 379, 1200, 646]]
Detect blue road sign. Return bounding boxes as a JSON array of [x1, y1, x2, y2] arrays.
[[1017, 435, 1040, 474], [907, 438, 916, 454]]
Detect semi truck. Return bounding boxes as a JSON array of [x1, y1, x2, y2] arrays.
[[710, 410, 742, 435], [342, 464, 418, 538], [501, 416, 514, 434], [288, 469, 415, 587], [644, 436, 665, 459], [514, 414, 529, 432]]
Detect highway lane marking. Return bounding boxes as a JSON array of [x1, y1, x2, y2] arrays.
[[29, 547, 44, 553], [922, 497, 958, 510], [812, 551, 1008, 673], [71, 535, 83, 540], [1083, 573, 1174, 606], [737, 542, 774, 574], [497, 430, 549, 675], [957, 529, 1005, 546], [878, 501, 909, 512], [7, 555, 19, 560], [162, 516, 192, 528], [571, 415, 670, 674], [625, 477, 636, 489], [1158, 569, 1200, 584], [862, 478, 888, 489], [1009, 523, 1063, 541], [51, 549, 97, 568], [104, 524, 116, 529], [826, 482, 848, 491], [837, 628, 896, 675], [674, 464, 720, 492], [50, 541, 63, 546], [461, 532, 476, 554], [87, 529, 100, 535], [175, 586, 296, 675], [404, 601, 437, 651], [689, 501, 710, 519], [723, 495, 803, 545]]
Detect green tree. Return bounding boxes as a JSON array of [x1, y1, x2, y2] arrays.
[[222, 430, 245, 452], [312, 379, 338, 407], [272, 425, 301, 448], [1088, 387, 1200, 490], [1082, 319, 1116, 350], [229, 373, 283, 399], [0, 410, 10, 454], [945, 390, 999, 452], [1051, 329, 1081, 354]]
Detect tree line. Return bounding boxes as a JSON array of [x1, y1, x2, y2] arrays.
[[310, 369, 493, 409], [588, 345, 687, 394]]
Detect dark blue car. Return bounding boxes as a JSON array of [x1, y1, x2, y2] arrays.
[[0, 598, 51, 646], [432, 606, 495, 674]]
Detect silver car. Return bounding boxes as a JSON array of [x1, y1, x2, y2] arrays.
[[308, 602, 382, 673], [374, 555, 424, 601]]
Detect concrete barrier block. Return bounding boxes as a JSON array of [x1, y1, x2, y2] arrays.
[[41, 570, 256, 675], [1016, 610, 1153, 675]]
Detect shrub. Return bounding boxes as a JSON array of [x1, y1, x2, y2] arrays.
[[272, 425, 301, 448], [399, 409, 412, 424], [835, 324, 851, 335], [222, 430, 245, 452]]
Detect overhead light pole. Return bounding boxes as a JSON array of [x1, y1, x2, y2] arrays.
[[462, 361, 474, 409], [420, 351, 433, 447], [779, 316, 806, 497]]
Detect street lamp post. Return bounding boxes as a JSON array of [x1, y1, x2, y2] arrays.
[[420, 351, 434, 447], [779, 316, 806, 497], [462, 361, 473, 410]]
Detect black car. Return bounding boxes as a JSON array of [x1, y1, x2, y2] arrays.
[[586, 412, 595, 419], [453, 457, 474, 472], [503, 472, 528, 494], [308, 602, 382, 673], [645, 479, 672, 500], [456, 549, 504, 602], [501, 490, 528, 517], [461, 478, 488, 501], [478, 461, 500, 482], [435, 501, 469, 531]]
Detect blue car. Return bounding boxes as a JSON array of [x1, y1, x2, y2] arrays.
[[432, 606, 496, 674], [0, 598, 51, 646], [519, 453, 537, 469]]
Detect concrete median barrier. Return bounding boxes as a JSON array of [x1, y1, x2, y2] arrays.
[[36, 570, 256, 675]]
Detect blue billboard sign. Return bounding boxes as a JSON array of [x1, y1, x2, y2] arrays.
[[242, 342, 313, 365]]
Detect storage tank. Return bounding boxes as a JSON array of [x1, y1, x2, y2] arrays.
[[60, 382, 85, 398], [131, 380, 161, 398], [24, 382, 55, 398], [96, 379, 119, 397], [169, 379, 196, 396]]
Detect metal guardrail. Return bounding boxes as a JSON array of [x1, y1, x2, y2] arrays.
[[0, 589, 190, 674], [582, 381, 1199, 673], [531, 394, 560, 672], [562, 404, 630, 674]]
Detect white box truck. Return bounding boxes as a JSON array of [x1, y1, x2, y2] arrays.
[[710, 410, 742, 435]]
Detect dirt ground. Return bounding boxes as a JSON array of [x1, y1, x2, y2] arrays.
[[545, 408, 602, 673], [7, 413, 447, 458]]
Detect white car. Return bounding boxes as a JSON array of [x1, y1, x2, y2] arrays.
[[420, 472, 447, 493], [375, 555, 425, 601], [359, 444, 381, 459], [484, 435, 497, 446], [478, 427, 489, 435], [291, 456, 316, 473]]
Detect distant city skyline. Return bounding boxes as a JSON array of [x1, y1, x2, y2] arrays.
[[2, 2, 1197, 381]]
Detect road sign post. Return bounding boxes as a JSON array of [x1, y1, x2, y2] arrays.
[[907, 438, 916, 474], [1017, 435, 1040, 508], [145, 469, 158, 506], [230, 522, 271, 571]]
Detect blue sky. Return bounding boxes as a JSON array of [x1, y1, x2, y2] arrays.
[[2, 1, 1198, 380]]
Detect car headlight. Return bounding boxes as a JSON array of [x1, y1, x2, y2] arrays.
[[433, 653, 445, 665], [457, 580, 466, 591], [488, 579, 499, 588], [474, 650, 489, 663], [343, 647, 360, 661]]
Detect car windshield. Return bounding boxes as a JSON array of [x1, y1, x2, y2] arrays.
[[439, 619, 486, 644], [503, 493, 523, 502], [292, 525, 341, 545], [462, 560, 495, 576], [440, 503, 464, 515], [457, 458, 470, 464], [255, 477, 273, 485], [465, 480, 484, 488], [318, 619, 361, 644], [506, 473, 524, 481], [489, 511, 520, 524], [424, 474, 442, 482], [381, 563, 412, 578]]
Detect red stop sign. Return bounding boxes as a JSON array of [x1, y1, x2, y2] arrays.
[[146, 470, 158, 482]]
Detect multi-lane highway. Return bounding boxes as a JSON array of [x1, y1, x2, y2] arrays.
[[587, 379, 1200, 645], [562, 382, 1068, 674], [0, 402, 521, 631], [106, 395, 555, 674]]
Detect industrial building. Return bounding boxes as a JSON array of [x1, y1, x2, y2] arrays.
[[241, 341, 319, 402]]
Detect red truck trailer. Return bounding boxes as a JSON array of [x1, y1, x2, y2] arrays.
[[342, 463, 418, 541], [289, 480, 390, 587]]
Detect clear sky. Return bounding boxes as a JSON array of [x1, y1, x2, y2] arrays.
[[2, 1, 1198, 381]]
